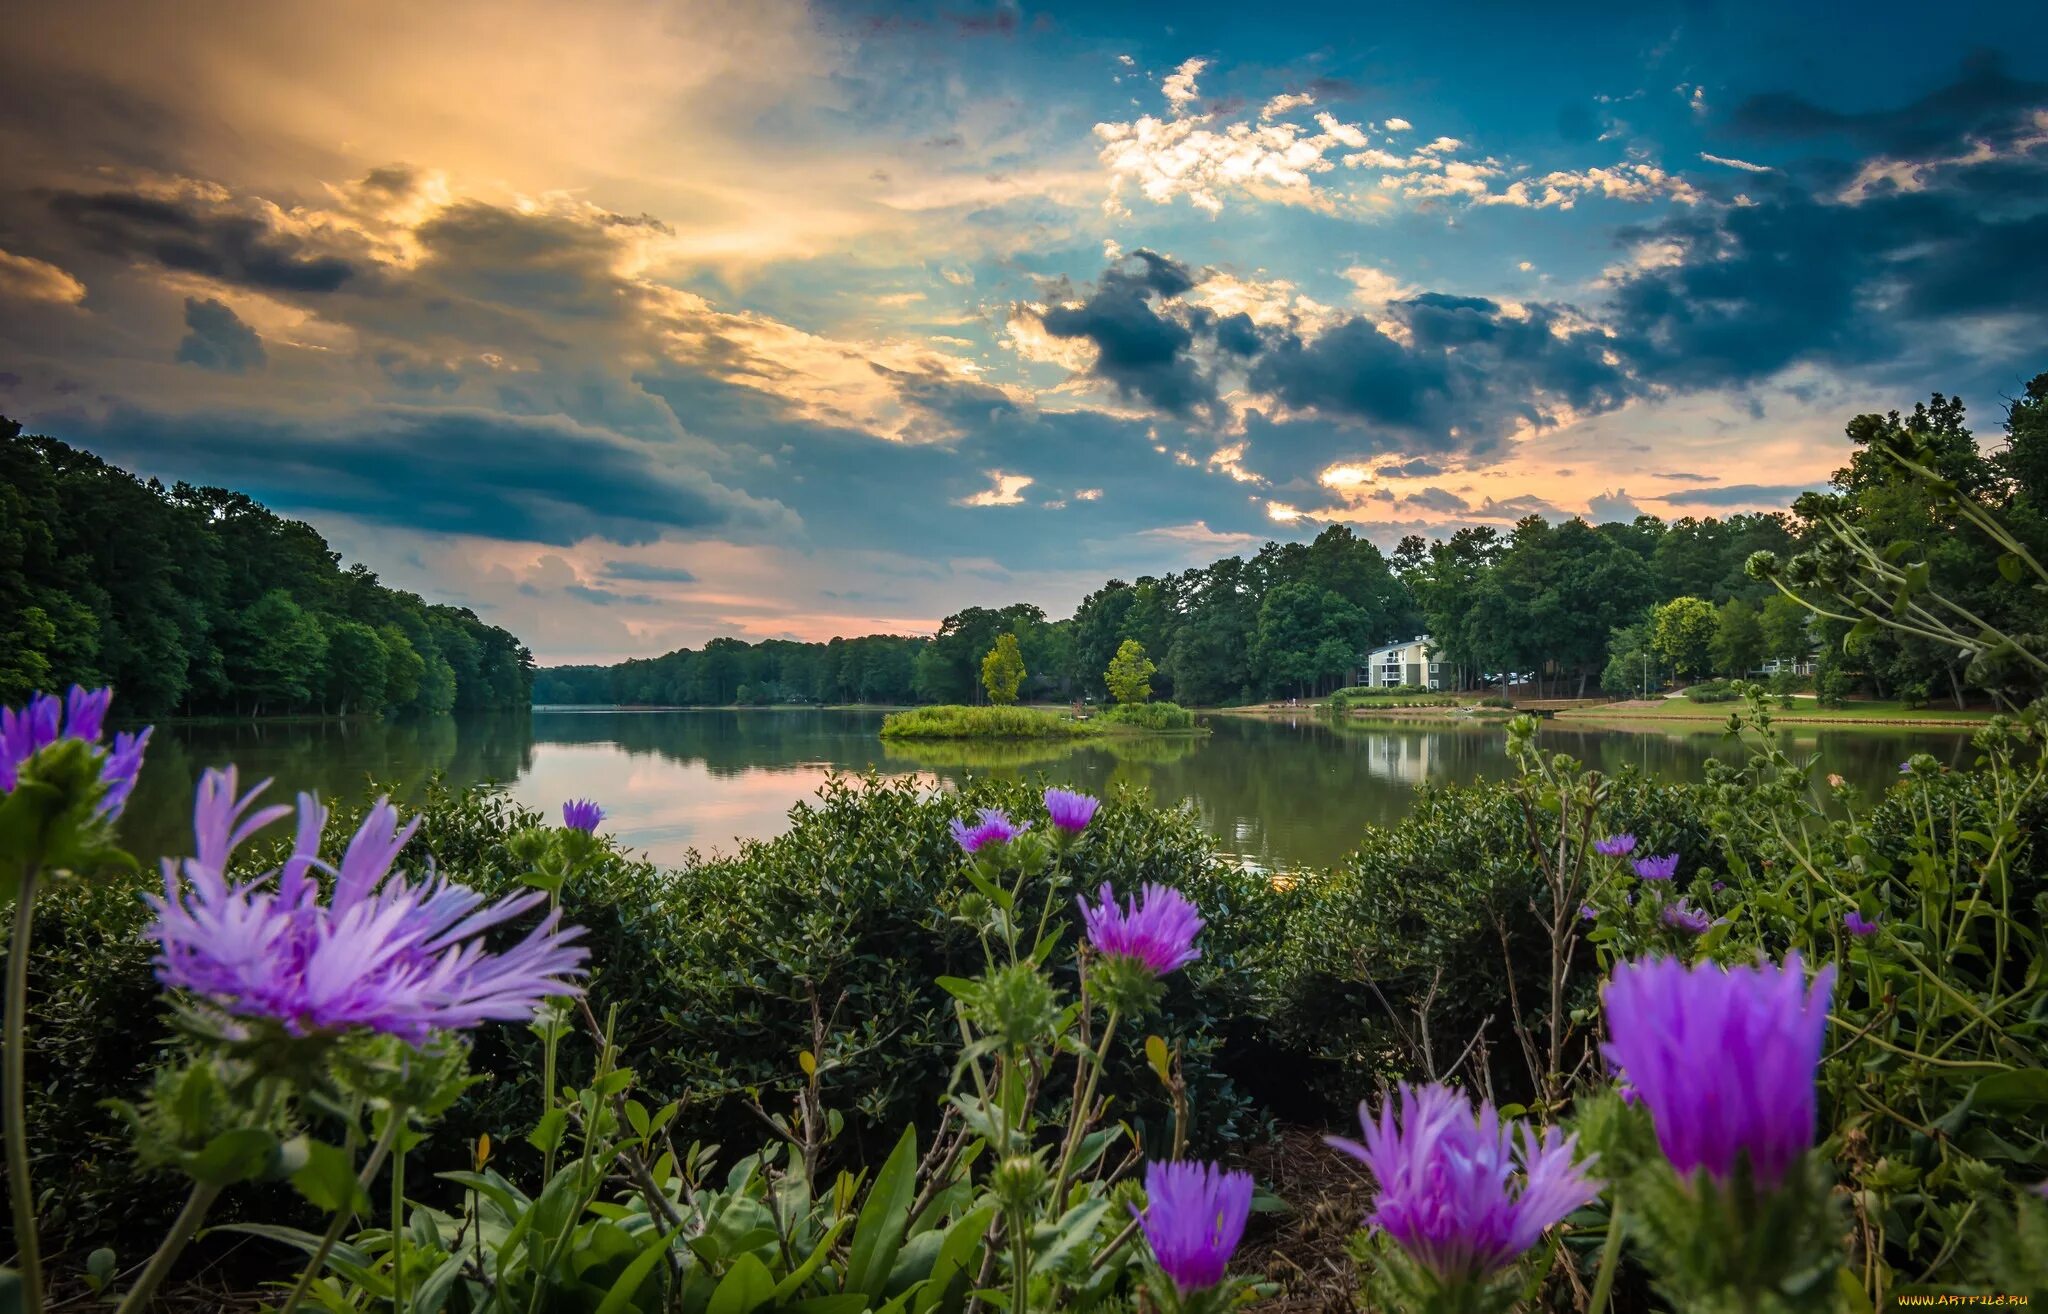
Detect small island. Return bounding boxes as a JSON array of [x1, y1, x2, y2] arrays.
[[880, 638, 1204, 739]]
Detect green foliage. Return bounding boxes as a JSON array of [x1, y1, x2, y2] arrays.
[[1651, 595, 1718, 679], [1683, 678, 1744, 703], [980, 632, 1027, 706], [1711, 597, 1765, 676], [1092, 700, 1198, 731], [1105, 640, 1156, 705], [878, 705, 1102, 740], [0, 421, 532, 716], [1602, 622, 1661, 698]]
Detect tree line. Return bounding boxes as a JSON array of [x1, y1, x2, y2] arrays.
[[537, 373, 2048, 711], [0, 421, 533, 717]]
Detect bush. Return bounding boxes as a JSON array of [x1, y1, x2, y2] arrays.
[[1683, 678, 1744, 703], [1092, 699, 1199, 730], [1327, 684, 1431, 699], [877, 704, 1101, 739], [1477, 694, 1514, 709]]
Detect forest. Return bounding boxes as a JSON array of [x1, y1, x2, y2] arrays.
[[0, 421, 533, 717], [541, 376, 2048, 711]]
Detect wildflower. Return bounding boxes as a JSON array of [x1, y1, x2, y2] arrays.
[[1632, 853, 1680, 882], [1579, 903, 1597, 922], [146, 767, 588, 1046], [1042, 786, 1100, 834], [0, 685, 151, 820], [1594, 834, 1638, 857], [950, 807, 1028, 854], [1710, 881, 1726, 892], [561, 799, 604, 832], [1898, 760, 1912, 775], [1327, 1083, 1600, 1284], [1826, 773, 1845, 789], [1136, 1160, 1253, 1293], [1601, 953, 1833, 1187], [1079, 882, 1203, 975], [1661, 899, 1711, 934], [1843, 911, 1879, 939]]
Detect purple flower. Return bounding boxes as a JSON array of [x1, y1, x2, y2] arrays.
[[561, 799, 604, 833], [949, 807, 1028, 854], [1042, 786, 1100, 834], [1579, 903, 1598, 922], [1843, 911, 1879, 939], [146, 767, 588, 1046], [1594, 834, 1638, 857], [1710, 881, 1726, 893], [1631, 853, 1680, 882], [1898, 761, 1913, 775], [1660, 899, 1711, 935], [1601, 953, 1834, 1187], [0, 686, 152, 821], [1079, 882, 1203, 976], [1327, 1083, 1600, 1284], [1135, 1160, 1253, 1293]]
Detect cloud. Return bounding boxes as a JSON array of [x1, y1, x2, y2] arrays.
[[1653, 470, 1716, 481], [0, 249, 86, 304], [52, 403, 797, 546], [175, 296, 267, 372], [1383, 117, 1412, 132], [1404, 486, 1470, 513], [1650, 481, 1827, 506], [1728, 52, 2046, 157], [1161, 57, 1208, 112], [1699, 152, 1773, 173], [49, 188, 359, 292], [1587, 487, 1642, 521], [958, 469, 1034, 506], [1262, 92, 1316, 118], [602, 559, 698, 583], [1032, 249, 1222, 414]]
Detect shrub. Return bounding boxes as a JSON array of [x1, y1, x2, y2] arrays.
[[1683, 678, 1744, 703], [877, 704, 1101, 739], [1093, 700, 1199, 731]]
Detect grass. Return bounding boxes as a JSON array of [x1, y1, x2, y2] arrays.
[[1093, 700, 1200, 731], [1555, 696, 1997, 726], [877, 704, 1105, 740]]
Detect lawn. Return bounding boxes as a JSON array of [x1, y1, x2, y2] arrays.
[[1554, 696, 1997, 726]]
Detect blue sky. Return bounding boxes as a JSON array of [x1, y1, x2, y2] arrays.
[[1, 0, 2042, 660]]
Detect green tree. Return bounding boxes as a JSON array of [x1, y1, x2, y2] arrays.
[[1710, 598, 1764, 677], [1759, 594, 1811, 664], [1105, 639, 1155, 705], [1650, 596, 1717, 681], [223, 589, 328, 713], [1601, 622, 1659, 697], [324, 618, 390, 714], [980, 632, 1026, 705]]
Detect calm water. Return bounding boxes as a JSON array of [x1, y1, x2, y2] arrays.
[[117, 709, 1979, 874]]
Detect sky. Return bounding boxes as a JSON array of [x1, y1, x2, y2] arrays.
[[2, 0, 2044, 663]]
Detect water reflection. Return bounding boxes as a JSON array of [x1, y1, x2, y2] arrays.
[[122, 708, 1977, 875]]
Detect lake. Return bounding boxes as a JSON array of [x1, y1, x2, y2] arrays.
[[115, 708, 1977, 874]]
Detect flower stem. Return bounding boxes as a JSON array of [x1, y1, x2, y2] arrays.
[[391, 1133, 408, 1314], [1587, 1198, 1625, 1314], [5, 862, 45, 1314], [110, 1181, 224, 1314], [1050, 1006, 1118, 1206], [276, 1108, 407, 1314]]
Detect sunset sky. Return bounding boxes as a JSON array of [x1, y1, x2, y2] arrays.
[[2, 0, 2042, 662]]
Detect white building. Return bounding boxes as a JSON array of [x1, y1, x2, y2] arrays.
[[1362, 636, 1446, 690]]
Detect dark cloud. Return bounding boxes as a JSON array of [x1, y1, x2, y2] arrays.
[[1651, 481, 1826, 506], [1653, 470, 1716, 481], [36, 404, 795, 546], [174, 297, 265, 373], [1405, 486, 1470, 513], [1036, 249, 1217, 415], [49, 190, 358, 292], [603, 560, 698, 583], [1377, 458, 1443, 478], [413, 202, 623, 320], [1587, 488, 1643, 521], [563, 583, 659, 607], [1729, 53, 2047, 156]]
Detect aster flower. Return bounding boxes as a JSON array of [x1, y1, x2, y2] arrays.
[[949, 807, 1028, 854], [1593, 834, 1638, 857], [1079, 882, 1203, 975], [146, 767, 588, 1046], [561, 799, 604, 833], [1601, 953, 1834, 1187], [1135, 1159, 1253, 1293], [0, 686, 151, 821], [1632, 853, 1680, 882], [1579, 903, 1598, 922], [1843, 911, 1879, 939], [1328, 1082, 1601, 1285], [1042, 786, 1100, 834], [1660, 899, 1711, 934], [1898, 761, 1913, 775]]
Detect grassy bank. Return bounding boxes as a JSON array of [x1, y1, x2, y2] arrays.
[[1555, 696, 1998, 727], [878, 703, 1104, 739]]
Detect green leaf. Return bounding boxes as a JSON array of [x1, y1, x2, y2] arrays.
[[188, 1127, 281, 1188], [845, 1124, 919, 1299], [913, 1206, 994, 1314], [595, 1225, 683, 1314], [528, 1106, 569, 1155], [768, 1216, 850, 1302], [290, 1138, 369, 1213], [1967, 1069, 2048, 1113], [1144, 1035, 1171, 1087], [706, 1252, 775, 1314]]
